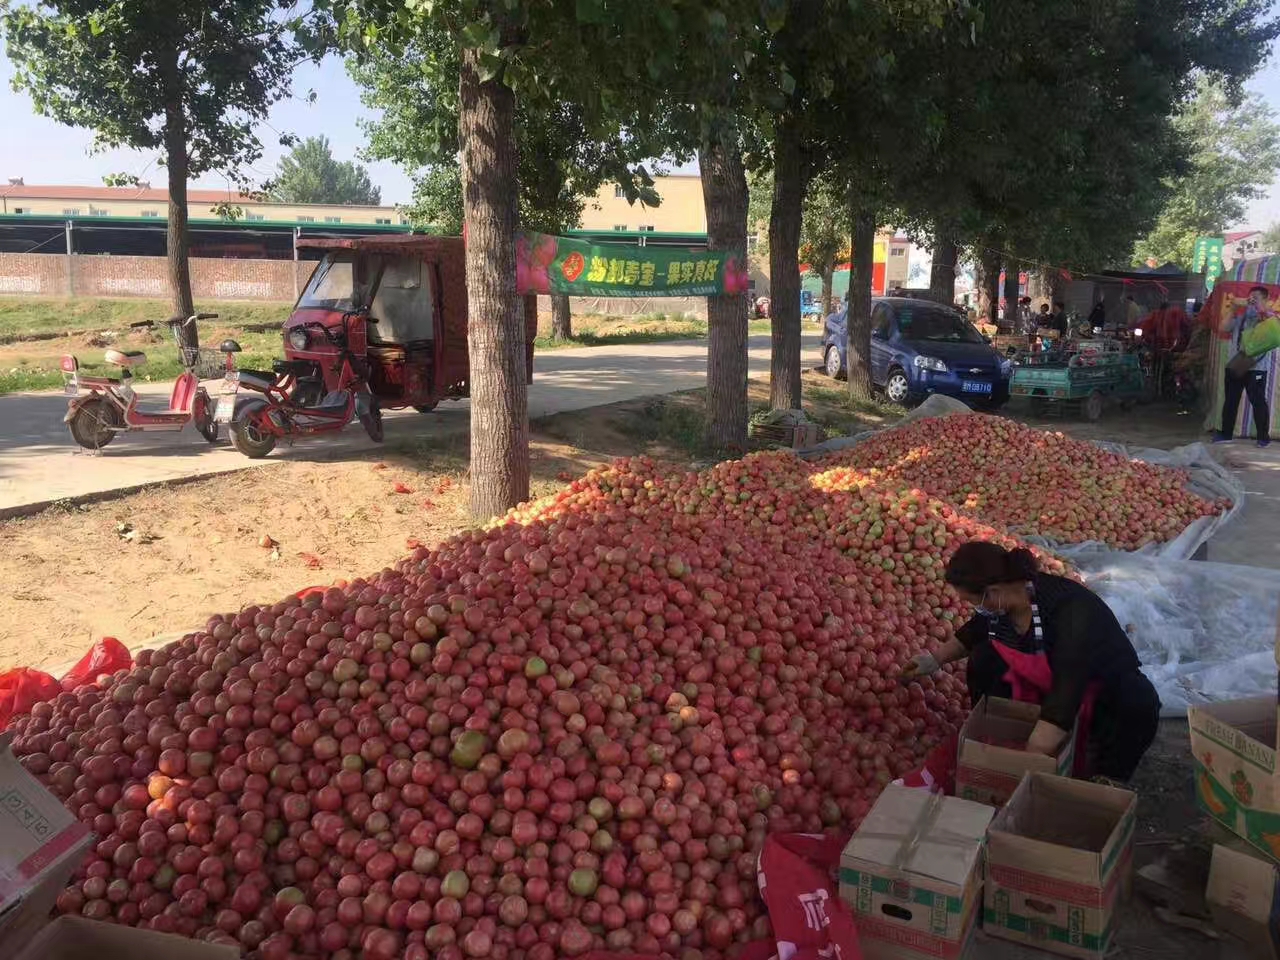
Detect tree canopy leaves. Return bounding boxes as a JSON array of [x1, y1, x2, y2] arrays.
[[3, 0, 303, 180], [271, 135, 381, 206], [1134, 78, 1280, 267]]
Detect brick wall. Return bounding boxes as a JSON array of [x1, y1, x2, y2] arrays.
[[0, 252, 71, 295], [0, 253, 315, 302]]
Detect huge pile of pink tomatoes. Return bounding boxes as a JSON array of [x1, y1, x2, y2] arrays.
[[10, 449, 1068, 959], [818, 414, 1227, 550]]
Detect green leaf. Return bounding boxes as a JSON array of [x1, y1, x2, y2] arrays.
[[575, 0, 607, 24], [459, 20, 495, 51], [780, 70, 795, 96], [477, 52, 504, 83], [762, 0, 787, 33], [706, 10, 727, 31]]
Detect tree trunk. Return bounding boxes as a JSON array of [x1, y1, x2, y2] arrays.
[[1003, 259, 1021, 332], [1048, 268, 1069, 306], [459, 47, 528, 519], [847, 203, 876, 401], [930, 234, 957, 306], [163, 95, 196, 352], [821, 270, 833, 318], [699, 135, 750, 452], [979, 246, 1001, 326], [767, 128, 805, 411], [550, 293, 572, 340]]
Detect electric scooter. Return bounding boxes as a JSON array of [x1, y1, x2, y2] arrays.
[[61, 313, 234, 450]]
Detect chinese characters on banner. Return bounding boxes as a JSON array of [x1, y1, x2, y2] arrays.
[[515, 231, 750, 297], [1192, 237, 1225, 291]]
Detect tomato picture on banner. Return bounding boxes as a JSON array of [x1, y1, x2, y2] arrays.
[[561, 251, 585, 283], [515, 230, 746, 297]]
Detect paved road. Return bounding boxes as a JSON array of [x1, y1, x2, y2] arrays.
[[0, 333, 823, 513]]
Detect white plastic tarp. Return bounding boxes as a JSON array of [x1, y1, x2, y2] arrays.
[[1077, 553, 1279, 716]]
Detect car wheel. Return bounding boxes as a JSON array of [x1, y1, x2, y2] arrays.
[[824, 346, 845, 380], [885, 367, 911, 405]]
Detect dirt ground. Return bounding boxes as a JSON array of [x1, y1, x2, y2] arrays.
[[0, 433, 605, 672]]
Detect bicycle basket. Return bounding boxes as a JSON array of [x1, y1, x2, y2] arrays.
[[181, 347, 227, 380]]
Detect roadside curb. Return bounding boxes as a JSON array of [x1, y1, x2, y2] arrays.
[[0, 463, 272, 521]]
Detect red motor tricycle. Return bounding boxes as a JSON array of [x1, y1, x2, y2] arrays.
[[61, 313, 231, 450], [217, 308, 384, 458]]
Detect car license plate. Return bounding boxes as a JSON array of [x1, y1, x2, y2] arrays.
[[214, 396, 236, 423], [961, 380, 992, 395], [220, 371, 240, 395], [64, 378, 78, 396]]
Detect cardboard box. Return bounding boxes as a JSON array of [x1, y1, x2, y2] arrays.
[[955, 697, 1076, 807], [838, 783, 995, 959], [1206, 842, 1280, 959], [0, 734, 94, 958], [984, 773, 1136, 959], [15, 916, 239, 960], [1187, 697, 1280, 861]]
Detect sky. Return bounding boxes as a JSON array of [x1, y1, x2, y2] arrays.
[[2, 44, 1280, 228]]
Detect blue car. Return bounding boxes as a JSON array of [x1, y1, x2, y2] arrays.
[[822, 297, 1012, 408]]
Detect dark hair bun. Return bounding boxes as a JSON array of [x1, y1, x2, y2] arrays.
[[945, 540, 1038, 593], [1004, 547, 1038, 581]]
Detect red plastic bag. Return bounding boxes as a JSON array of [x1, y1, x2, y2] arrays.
[[0, 667, 62, 729], [752, 833, 863, 960], [60, 637, 131, 691]]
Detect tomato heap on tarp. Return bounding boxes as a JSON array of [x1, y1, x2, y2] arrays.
[[818, 415, 1227, 550], [8, 448, 1071, 960]]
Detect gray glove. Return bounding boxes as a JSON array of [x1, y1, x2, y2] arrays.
[[902, 651, 941, 680]]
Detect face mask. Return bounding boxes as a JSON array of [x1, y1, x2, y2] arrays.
[[974, 589, 1000, 619]]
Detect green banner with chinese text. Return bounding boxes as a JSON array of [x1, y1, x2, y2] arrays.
[[516, 232, 749, 297]]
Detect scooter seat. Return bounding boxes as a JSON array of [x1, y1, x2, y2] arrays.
[[220, 339, 243, 354], [236, 369, 277, 391], [104, 349, 146, 368]]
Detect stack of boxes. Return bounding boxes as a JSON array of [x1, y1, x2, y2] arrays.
[[838, 696, 1138, 960], [1192, 623, 1280, 956]]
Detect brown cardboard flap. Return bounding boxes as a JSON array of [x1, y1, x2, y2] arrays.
[[958, 697, 1072, 777], [847, 784, 994, 888], [1205, 844, 1280, 959], [989, 774, 1136, 885], [1189, 697, 1278, 756], [15, 916, 239, 960]]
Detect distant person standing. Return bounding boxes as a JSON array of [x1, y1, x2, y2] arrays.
[[1050, 301, 1069, 337], [1086, 297, 1107, 333], [1216, 285, 1274, 447]]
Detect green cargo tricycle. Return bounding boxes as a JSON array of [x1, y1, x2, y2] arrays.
[[1010, 340, 1150, 420]]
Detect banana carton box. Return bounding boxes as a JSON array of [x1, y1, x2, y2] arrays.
[[1188, 697, 1280, 862]]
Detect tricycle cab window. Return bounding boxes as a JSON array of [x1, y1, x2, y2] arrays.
[[298, 253, 367, 311], [367, 255, 434, 344]]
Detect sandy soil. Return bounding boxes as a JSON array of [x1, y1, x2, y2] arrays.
[[0, 436, 603, 672]]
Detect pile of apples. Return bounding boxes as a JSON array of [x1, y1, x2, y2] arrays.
[[818, 415, 1227, 550], [7, 450, 1071, 959]]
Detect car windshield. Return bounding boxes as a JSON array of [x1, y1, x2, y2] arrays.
[[298, 254, 356, 310], [896, 305, 984, 343]]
